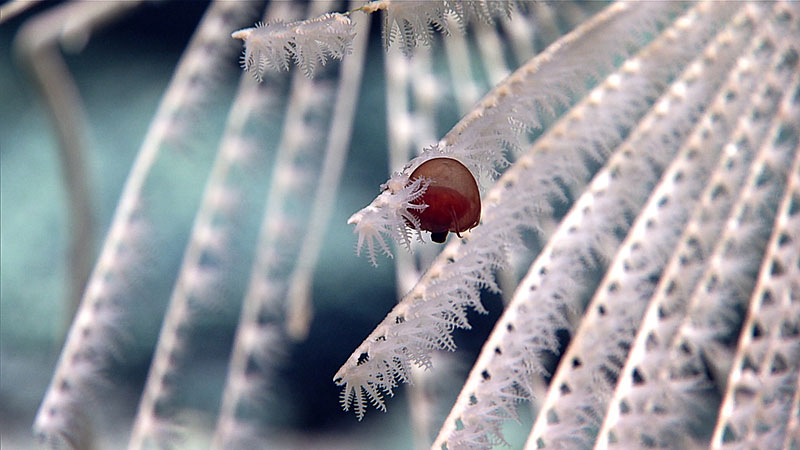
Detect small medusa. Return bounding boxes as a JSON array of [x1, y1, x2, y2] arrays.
[[408, 157, 481, 243]]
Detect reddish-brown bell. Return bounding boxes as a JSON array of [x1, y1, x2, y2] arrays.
[[408, 157, 481, 243]]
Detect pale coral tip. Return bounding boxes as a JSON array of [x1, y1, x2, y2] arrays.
[[231, 28, 252, 40]]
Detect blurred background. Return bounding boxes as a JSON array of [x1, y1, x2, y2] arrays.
[[0, 1, 561, 447]]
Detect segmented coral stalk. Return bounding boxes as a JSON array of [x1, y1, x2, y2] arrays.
[[212, 2, 370, 446], [126, 6, 292, 448], [597, 16, 800, 447], [709, 101, 800, 450]]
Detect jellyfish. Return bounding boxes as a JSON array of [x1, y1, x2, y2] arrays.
[[408, 157, 481, 243]]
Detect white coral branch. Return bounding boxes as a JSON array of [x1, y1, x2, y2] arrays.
[[349, 1, 682, 266]]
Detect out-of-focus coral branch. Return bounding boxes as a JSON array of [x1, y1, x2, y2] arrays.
[[14, 0, 140, 337]]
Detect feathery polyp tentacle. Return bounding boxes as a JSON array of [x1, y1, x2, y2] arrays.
[[233, 13, 355, 79], [348, 173, 430, 266]]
